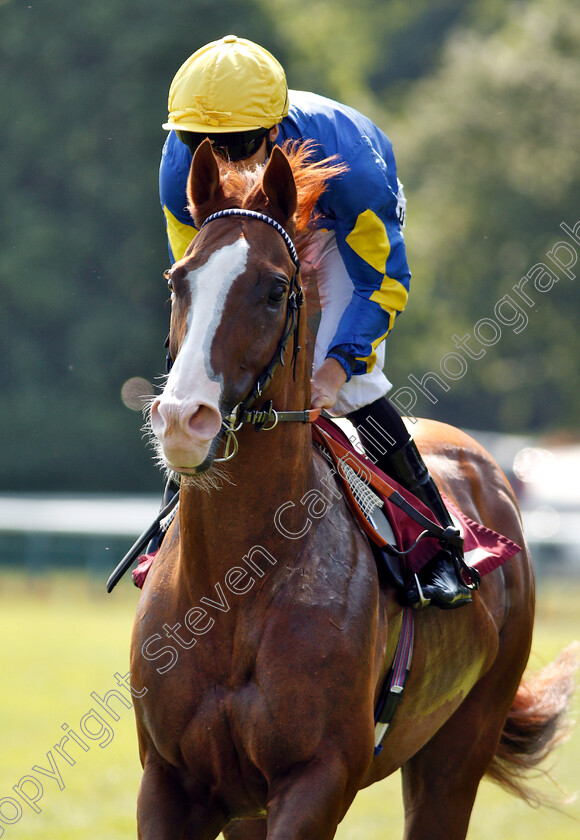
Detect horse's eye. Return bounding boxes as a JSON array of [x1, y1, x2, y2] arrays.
[[164, 270, 174, 293], [268, 284, 287, 304]]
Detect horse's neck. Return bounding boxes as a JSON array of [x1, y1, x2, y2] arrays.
[[177, 410, 315, 594]]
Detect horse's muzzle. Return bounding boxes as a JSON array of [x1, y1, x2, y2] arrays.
[[150, 397, 222, 472]]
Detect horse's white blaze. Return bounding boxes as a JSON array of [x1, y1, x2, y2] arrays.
[[157, 237, 249, 438]]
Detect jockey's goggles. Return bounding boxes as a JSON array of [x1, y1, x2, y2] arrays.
[[176, 128, 269, 162]]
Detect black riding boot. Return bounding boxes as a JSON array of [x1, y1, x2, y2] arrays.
[[348, 397, 474, 609], [384, 439, 474, 608]]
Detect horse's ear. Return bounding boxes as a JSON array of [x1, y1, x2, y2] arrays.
[[262, 146, 297, 224], [187, 139, 222, 218]]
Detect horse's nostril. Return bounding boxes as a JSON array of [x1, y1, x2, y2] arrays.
[[150, 398, 221, 444], [185, 404, 222, 441]]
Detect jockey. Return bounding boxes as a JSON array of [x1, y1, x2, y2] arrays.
[[154, 35, 474, 609]]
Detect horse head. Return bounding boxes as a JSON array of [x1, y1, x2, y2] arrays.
[[150, 140, 305, 476]]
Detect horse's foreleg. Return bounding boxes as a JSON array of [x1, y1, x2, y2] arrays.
[[264, 756, 356, 840], [137, 757, 224, 840]]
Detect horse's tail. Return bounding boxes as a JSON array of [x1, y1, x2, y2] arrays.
[[486, 642, 579, 806]]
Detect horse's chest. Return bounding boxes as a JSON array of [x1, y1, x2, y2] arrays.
[[143, 663, 271, 807]]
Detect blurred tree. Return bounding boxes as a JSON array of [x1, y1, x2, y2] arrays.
[[253, 0, 483, 120]]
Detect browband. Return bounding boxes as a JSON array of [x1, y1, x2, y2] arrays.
[[199, 209, 300, 269]]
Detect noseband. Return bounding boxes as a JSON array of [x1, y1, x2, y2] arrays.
[[198, 209, 321, 463]]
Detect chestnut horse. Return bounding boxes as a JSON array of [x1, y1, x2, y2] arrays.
[[130, 140, 576, 840]]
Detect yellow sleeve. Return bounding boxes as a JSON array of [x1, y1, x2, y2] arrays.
[[163, 206, 197, 263]]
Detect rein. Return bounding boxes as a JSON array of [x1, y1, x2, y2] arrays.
[[198, 208, 316, 462]]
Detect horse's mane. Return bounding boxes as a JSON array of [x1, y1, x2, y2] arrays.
[[189, 141, 347, 259]]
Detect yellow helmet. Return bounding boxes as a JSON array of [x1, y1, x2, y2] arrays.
[[163, 35, 289, 134]]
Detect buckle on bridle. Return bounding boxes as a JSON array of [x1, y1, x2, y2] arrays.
[[289, 284, 303, 309], [222, 403, 244, 433], [214, 403, 244, 463], [215, 429, 238, 463], [260, 407, 279, 432]]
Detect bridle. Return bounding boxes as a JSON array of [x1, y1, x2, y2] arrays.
[[197, 208, 325, 463]]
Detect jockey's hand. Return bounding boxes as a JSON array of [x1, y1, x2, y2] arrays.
[[311, 357, 348, 409]]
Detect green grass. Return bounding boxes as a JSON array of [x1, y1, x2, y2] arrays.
[[0, 572, 578, 839]]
